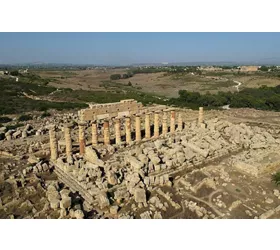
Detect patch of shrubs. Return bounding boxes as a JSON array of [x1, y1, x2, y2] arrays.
[[0, 116, 12, 123], [0, 133, 5, 140], [272, 172, 280, 186], [18, 114, 33, 121], [110, 74, 122, 80], [6, 123, 24, 130], [169, 85, 280, 111], [40, 112, 51, 118]]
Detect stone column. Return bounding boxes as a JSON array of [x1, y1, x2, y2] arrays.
[[103, 120, 110, 145], [78, 121, 86, 156], [91, 121, 98, 147], [49, 125, 58, 161], [145, 113, 151, 139], [162, 111, 168, 135], [64, 123, 72, 157], [154, 112, 160, 138], [170, 110, 175, 133], [125, 117, 131, 143], [198, 107, 204, 124], [114, 118, 121, 145], [177, 112, 183, 131], [135, 115, 141, 142]]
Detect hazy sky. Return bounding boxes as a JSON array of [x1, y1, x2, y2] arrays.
[[0, 32, 280, 65]]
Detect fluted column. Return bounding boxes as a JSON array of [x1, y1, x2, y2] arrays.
[[162, 111, 168, 135], [64, 123, 72, 157], [103, 120, 110, 145], [114, 118, 121, 145], [91, 121, 98, 147], [154, 112, 159, 138], [198, 107, 204, 124], [177, 112, 183, 131], [170, 110, 175, 133], [135, 115, 141, 142], [49, 125, 58, 161], [125, 117, 131, 143], [78, 121, 86, 156], [145, 113, 151, 139]]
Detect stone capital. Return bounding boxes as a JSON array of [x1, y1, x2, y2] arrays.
[[78, 121, 87, 126], [47, 124, 56, 131], [64, 123, 72, 129]]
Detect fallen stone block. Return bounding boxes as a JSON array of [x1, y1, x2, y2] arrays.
[[110, 205, 119, 215], [182, 142, 209, 158], [50, 199, 60, 209], [60, 197, 71, 209], [84, 147, 104, 166], [98, 192, 110, 209], [134, 188, 146, 203], [126, 155, 144, 170], [74, 209, 84, 219]]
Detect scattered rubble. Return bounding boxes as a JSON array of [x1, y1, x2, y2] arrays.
[[2, 107, 280, 219]]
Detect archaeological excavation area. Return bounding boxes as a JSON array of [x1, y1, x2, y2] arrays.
[[1, 99, 280, 219]]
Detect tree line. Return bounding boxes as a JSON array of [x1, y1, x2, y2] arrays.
[[169, 85, 280, 111]]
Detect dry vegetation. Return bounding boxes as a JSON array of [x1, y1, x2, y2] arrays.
[[33, 68, 280, 98]]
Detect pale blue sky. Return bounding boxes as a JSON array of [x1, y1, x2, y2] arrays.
[[0, 32, 279, 65]]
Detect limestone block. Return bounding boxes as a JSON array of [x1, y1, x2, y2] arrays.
[[154, 140, 164, 150], [47, 191, 61, 201], [166, 160, 173, 168], [144, 177, 150, 186], [74, 209, 84, 219], [138, 154, 149, 164], [182, 142, 209, 158], [60, 197, 71, 209], [126, 155, 144, 170], [98, 192, 110, 209], [149, 155, 161, 165], [140, 211, 151, 219], [107, 171, 118, 185], [153, 211, 163, 219], [60, 189, 71, 199], [50, 199, 60, 209], [110, 206, 119, 215], [84, 147, 104, 166], [233, 161, 258, 177], [176, 152, 186, 164], [134, 188, 146, 203]]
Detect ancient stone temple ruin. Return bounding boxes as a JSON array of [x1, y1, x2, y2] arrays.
[[41, 100, 280, 219], [48, 100, 204, 212]]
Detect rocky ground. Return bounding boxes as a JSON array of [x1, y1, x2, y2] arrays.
[[1, 108, 280, 219]]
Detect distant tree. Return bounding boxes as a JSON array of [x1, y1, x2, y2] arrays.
[[127, 71, 134, 78], [259, 66, 269, 72], [122, 74, 129, 79], [128, 81, 132, 86], [110, 74, 121, 80], [10, 70, 19, 76]]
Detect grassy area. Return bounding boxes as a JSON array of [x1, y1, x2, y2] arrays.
[[4, 69, 280, 116], [52, 87, 168, 106], [0, 75, 168, 115], [0, 78, 87, 115], [200, 80, 236, 90]]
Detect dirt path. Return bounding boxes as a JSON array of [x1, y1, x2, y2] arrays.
[[233, 80, 242, 92], [22, 91, 65, 102]]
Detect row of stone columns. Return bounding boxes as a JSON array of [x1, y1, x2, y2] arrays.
[[49, 107, 204, 161], [87, 110, 180, 147]]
